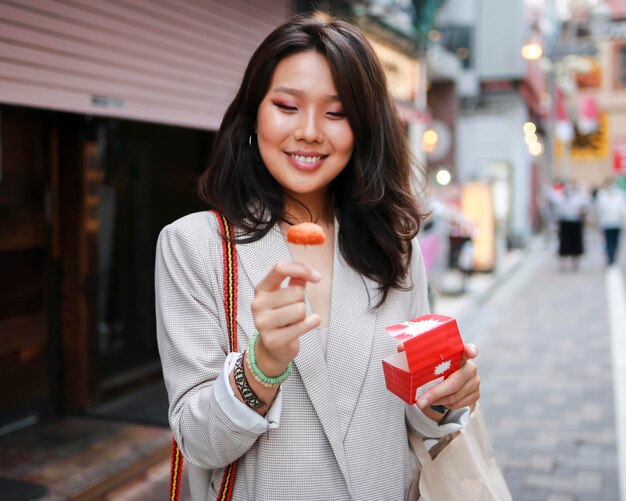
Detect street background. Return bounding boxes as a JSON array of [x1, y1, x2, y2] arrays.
[[1, 0, 626, 500]]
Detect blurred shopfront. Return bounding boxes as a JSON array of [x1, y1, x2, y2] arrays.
[[0, 105, 212, 430], [0, 0, 289, 432]]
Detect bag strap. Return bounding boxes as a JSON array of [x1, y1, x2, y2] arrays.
[[169, 210, 239, 501], [408, 428, 434, 467]]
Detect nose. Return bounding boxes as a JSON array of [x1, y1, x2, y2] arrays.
[[294, 111, 323, 143]]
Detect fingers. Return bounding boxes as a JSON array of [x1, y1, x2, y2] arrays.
[[253, 261, 320, 333], [256, 300, 306, 332], [463, 343, 478, 361], [442, 387, 481, 409], [255, 284, 306, 311], [256, 261, 320, 292], [251, 262, 321, 371], [432, 369, 481, 409], [417, 360, 480, 410], [259, 313, 321, 352]]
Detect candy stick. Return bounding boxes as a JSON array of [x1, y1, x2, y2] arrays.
[[287, 222, 326, 286]]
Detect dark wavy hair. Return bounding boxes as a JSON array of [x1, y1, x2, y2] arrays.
[[198, 13, 427, 306]]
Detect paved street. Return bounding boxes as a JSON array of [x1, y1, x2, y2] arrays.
[[435, 230, 625, 501]]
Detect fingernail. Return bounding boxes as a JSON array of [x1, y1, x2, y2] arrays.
[[418, 398, 429, 409], [309, 313, 321, 326], [311, 270, 321, 281]]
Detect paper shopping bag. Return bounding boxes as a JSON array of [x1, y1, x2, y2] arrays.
[[407, 404, 512, 501]]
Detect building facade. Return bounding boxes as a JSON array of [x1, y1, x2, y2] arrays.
[[437, 0, 541, 252], [0, 0, 290, 432]]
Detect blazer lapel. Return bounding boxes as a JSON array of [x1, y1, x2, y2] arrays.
[[325, 224, 379, 439], [294, 326, 354, 496], [235, 224, 354, 497]]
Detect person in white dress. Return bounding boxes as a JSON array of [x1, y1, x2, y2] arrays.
[[550, 182, 592, 271]]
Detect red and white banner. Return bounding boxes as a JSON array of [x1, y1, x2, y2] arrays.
[[613, 137, 626, 174]]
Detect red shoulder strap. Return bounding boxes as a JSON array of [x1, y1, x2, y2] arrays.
[[170, 210, 238, 501], [212, 210, 238, 352]]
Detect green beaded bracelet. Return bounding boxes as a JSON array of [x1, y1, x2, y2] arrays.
[[247, 331, 292, 387]]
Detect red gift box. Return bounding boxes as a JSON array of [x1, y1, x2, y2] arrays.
[[382, 314, 464, 405]]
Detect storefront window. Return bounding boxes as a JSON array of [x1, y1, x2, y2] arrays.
[[94, 120, 211, 391]]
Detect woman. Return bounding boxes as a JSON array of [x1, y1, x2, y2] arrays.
[[156, 13, 480, 500], [551, 182, 591, 271]]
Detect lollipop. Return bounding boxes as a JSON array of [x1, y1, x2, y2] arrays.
[[287, 222, 326, 245], [286, 223, 325, 293]]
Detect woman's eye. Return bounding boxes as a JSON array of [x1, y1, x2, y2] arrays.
[[273, 102, 297, 111], [327, 111, 346, 118]]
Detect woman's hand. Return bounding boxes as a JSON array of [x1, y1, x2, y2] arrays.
[[251, 261, 321, 377], [416, 343, 480, 411]]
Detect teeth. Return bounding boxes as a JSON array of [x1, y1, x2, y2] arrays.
[[292, 155, 321, 163]]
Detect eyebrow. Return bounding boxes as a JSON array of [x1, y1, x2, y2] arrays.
[[272, 86, 340, 101]]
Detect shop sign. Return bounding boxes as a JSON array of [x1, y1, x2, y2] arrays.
[[367, 37, 418, 102], [570, 112, 608, 159], [591, 21, 626, 39], [613, 137, 626, 174], [92, 95, 125, 109]]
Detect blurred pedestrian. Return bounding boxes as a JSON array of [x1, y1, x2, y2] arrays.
[[595, 178, 626, 266], [155, 13, 480, 501], [550, 182, 591, 271]]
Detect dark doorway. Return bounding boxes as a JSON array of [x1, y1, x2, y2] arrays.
[[92, 119, 211, 399], [0, 107, 213, 428], [0, 107, 55, 431]]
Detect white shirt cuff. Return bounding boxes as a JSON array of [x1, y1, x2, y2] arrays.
[[213, 352, 282, 433], [405, 404, 470, 439]]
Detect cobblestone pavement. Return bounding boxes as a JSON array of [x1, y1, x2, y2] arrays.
[[437, 234, 622, 501]]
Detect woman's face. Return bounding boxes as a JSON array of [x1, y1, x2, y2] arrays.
[[256, 51, 354, 208]]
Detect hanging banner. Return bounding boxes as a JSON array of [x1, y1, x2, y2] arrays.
[[614, 137, 626, 174]]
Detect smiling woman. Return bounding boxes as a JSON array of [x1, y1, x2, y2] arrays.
[[156, 12, 481, 501], [256, 51, 354, 214]]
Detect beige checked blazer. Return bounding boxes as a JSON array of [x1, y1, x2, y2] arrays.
[[156, 211, 430, 501]]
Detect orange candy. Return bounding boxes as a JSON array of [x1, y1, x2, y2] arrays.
[[287, 222, 326, 245]]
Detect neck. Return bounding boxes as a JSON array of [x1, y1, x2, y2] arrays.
[[283, 194, 333, 225]]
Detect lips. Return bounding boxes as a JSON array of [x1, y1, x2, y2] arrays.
[[286, 152, 328, 171]]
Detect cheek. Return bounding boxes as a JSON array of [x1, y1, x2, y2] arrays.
[[257, 108, 289, 144], [334, 126, 354, 156], [257, 112, 285, 170]]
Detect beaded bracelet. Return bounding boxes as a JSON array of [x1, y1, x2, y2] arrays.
[[233, 352, 265, 409], [247, 331, 292, 388]]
